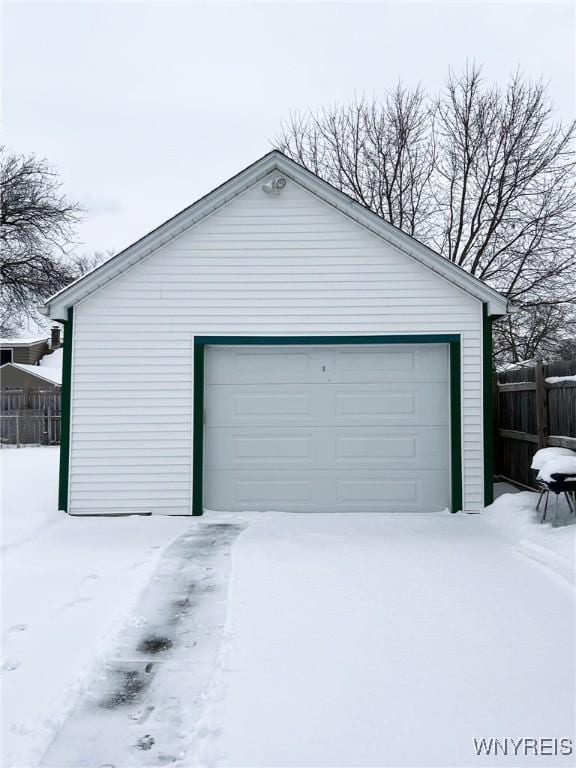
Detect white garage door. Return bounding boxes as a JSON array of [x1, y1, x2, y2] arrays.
[[204, 345, 450, 512]]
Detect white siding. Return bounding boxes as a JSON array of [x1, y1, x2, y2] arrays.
[[70, 174, 485, 514]]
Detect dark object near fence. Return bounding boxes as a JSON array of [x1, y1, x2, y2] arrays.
[[0, 388, 61, 446], [536, 474, 576, 521], [495, 360, 576, 488]]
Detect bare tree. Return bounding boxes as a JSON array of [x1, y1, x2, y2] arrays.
[[275, 67, 576, 361], [432, 65, 576, 306], [276, 86, 435, 236], [69, 249, 114, 278], [493, 304, 576, 364], [552, 335, 576, 361], [0, 148, 83, 333]]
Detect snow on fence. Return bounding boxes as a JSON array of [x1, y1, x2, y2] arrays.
[[1, 389, 61, 446], [495, 360, 576, 488]]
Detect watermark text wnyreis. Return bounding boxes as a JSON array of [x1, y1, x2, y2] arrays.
[[473, 738, 573, 757]]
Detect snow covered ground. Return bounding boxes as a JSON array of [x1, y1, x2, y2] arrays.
[[1, 448, 575, 767], [1, 447, 191, 767], [487, 484, 576, 587], [192, 509, 575, 768]]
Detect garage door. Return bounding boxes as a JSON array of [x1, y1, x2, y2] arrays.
[[203, 345, 450, 512]]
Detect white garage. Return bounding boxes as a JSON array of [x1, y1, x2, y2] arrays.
[[204, 344, 450, 512], [43, 150, 509, 516]]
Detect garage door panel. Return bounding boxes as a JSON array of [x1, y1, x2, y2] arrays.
[[336, 391, 416, 417], [206, 345, 449, 384], [205, 426, 448, 471], [206, 383, 448, 427], [205, 469, 450, 512], [206, 348, 316, 384], [235, 392, 311, 417], [331, 345, 448, 382], [334, 428, 448, 466]]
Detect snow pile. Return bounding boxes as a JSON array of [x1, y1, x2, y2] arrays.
[[485, 487, 575, 587], [1, 447, 191, 768], [537, 455, 576, 482], [40, 348, 63, 370], [530, 446, 575, 470]]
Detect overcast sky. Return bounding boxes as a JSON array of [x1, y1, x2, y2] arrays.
[[4, 1, 575, 257]]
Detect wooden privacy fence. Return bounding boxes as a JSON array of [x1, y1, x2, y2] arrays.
[[0, 389, 61, 446], [495, 360, 576, 488]]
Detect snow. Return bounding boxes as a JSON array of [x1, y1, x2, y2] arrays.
[[530, 446, 576, 470], [39, 521, 244, 768], [496, 360, 538, 372], [2, 451, 575, 768], [537, 455, 576, 482], [0, 338, 48, 346], [1, 447, 191, 768], [190, 507, 575, 768], [547, 374, 576, 383], [39, 348, 63, 370], [486, 485, 575, 586], [6, 363, 62, 386]]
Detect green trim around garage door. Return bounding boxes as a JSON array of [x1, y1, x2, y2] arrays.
[[58, 307, 73, 512], [192, 344, 205, 516], [193, 335, 463, 516], [483, 305, 495, 506], [449, 340, 463, 513]]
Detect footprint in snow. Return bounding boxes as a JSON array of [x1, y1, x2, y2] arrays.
[[84, 574, 99, 583], [9, 624, 28, 633], [65, 597, 93, 608], [10, 723, 31, 735], [2, 660, 21, 672], [130, 705, 155, 724], [135, 734, 155, 751]]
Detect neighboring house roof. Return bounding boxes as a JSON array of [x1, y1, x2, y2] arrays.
[[1, 363, 62, 386], [0, 337, 49, 346], [43, 151, 509, 318]]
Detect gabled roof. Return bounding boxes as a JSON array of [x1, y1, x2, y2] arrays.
[[1, 363, 62, 386], [44, 150, 509, 318]]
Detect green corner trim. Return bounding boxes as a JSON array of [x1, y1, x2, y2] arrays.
[[192, 344, 205, 515], [193, 335, 464, 515], [58, 307, 73, 511], [482, 305, 494, 506], [449, 340, 463, 513]]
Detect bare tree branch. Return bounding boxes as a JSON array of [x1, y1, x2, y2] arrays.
[[274, 66, 576, 361], [0, 147, 84, 332]]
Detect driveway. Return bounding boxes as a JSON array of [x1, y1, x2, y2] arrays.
[[194, 512, 575, 768], [38, 511, 575, 768]]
